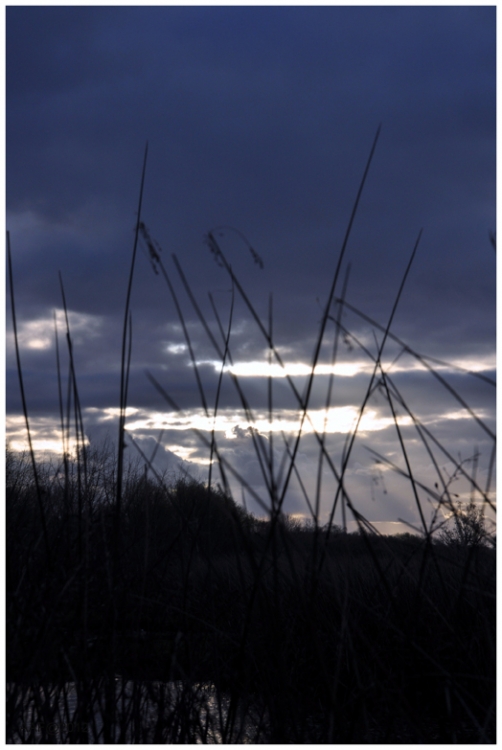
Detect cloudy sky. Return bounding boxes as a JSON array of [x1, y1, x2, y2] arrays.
[[6, 5, 496, 533]]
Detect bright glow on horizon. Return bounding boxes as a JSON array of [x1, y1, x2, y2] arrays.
[[7, 400, 485, 458], [195, 354, 496, 380], [223, 361, 361, 378], [7, 435, 90, 457], [98, 407, 140, 420], [123, 405, 413, 438]]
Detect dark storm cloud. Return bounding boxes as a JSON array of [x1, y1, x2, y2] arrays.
[[6, 6, 495, 524]]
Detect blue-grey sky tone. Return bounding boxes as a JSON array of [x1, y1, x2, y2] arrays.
[[6, 6, 496, 533]]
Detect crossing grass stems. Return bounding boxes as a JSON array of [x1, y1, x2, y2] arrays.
[[6, 132, 496, 742]]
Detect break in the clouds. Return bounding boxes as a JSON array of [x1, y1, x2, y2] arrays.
[[6, 6, 495, 531]]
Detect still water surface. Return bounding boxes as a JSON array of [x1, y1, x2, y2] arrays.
[[7, 677, 268, 743]]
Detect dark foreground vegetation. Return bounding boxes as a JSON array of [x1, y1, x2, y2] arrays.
[[6, 447, 495, 743], [7, 134, 495, 742]]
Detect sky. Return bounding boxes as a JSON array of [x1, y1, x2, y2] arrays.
[[6, 5, 496, 534]]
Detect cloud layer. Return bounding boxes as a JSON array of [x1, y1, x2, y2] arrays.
[[7, 6, 496, 530]]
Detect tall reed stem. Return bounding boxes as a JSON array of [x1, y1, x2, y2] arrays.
[[116, 143, 148, 532]]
